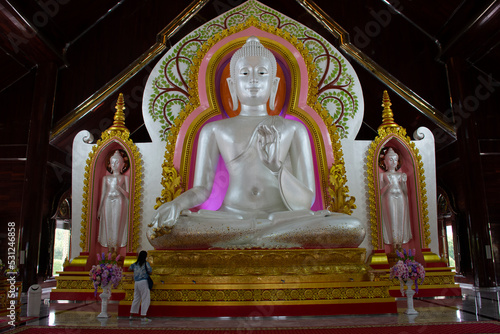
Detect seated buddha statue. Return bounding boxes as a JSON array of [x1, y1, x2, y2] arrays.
[[147, 36, 365, 249]]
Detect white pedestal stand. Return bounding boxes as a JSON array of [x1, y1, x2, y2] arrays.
[[97, 284, 112, 318], [404, 280, 418, 315]]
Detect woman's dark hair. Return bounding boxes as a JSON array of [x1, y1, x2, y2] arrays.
[[136, 250, 148, 266]]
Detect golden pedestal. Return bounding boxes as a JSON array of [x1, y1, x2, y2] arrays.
[[50, 253, 137, 301], [368, 249, 462, 298], [149, 248, 370, 281], [118, 248, 397, 317]]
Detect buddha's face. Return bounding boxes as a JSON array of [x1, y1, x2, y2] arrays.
[[234, 56, 274, 107], [110, 156, 124, 174], [384, 153, 399, 171]]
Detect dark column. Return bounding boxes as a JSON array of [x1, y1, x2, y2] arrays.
[[447, 57, 497, 287], [19, 62, 58, 290]]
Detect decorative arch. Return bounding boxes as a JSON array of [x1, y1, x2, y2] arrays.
[[153, 17, 356, 215], [80, 94, 143, 255], [367, 91, 430, 252]]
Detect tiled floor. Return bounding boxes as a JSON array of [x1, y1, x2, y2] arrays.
[[4, 284, 500, 331]]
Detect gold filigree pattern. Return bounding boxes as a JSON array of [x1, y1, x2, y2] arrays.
[[366, 91, 430, 249], [154, 166, 182, 209], [156, 16, 354, 214], [55, 277, 128, 291], [389, 272, 457, 287], [328, 151, 356, 214], [146, 249, 369, 279], [80, 93, 143, 252], [122, 283, 392, 303], [56, 279, 95, 290]]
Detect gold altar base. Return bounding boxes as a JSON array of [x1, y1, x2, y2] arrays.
[[117, 248, 398, 316], [147, 248, 371, 281]]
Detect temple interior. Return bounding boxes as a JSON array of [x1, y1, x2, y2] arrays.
[[1, 0, 500, 331], [12, 285, 500, 329]]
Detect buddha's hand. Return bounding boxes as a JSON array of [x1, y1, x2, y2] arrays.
[[257, 124, 281, 173], [151, 201, 181, 229]]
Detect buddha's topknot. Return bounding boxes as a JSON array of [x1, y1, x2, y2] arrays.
[[229, 36, 277, 78]]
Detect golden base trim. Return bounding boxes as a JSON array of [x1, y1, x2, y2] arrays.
[[51, 288, 126, 293], [123, 280, 392, 290], [148, 248, 369, 279], [423, 250, 445, 263], [122, 278, 392, 303], [124, 255, 137, 267], [389, 284, 459, 291], [368, 252, 389, 266], [64, 255, 89, 268]]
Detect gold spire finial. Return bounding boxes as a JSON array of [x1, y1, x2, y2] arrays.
[[106, 93, 129, 134], [378, 90, 400, 131]]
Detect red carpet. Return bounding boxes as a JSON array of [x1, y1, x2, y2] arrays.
[[5, 322, 500, 334]]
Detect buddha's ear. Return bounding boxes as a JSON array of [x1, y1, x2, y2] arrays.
[[269, 77, 280, 111], [226, 77, 238, 111]]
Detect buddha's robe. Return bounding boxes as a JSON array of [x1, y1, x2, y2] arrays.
[[147, 116, 365, 249]]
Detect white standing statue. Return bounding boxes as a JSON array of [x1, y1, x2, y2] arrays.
[[148, 36, 365, 249], [379, 147, 412, 249], [98, 150, 130, 249]]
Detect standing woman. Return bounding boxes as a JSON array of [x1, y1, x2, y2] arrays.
[[129, 250, 152, 322]]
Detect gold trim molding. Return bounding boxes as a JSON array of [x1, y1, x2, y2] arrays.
[[295, 0, 456, 139], [49, 0, 210, 143], [122, 281, 393, 303], [147, 248, 369, 279], [50, 0, 456, 145]]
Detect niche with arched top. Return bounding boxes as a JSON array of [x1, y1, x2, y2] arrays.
[[369, 132, 428, 263], [81, 132, 142, 267]]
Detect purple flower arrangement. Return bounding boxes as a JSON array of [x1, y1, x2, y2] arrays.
[[389, 249, 425, 293], [89, 252, 123, 296]]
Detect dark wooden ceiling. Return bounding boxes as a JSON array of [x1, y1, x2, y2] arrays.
[[0, 0, 499, 151]]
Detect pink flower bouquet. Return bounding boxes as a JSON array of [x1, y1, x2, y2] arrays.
[[389, 249, 425, 294], [89, 252, 123, 296]]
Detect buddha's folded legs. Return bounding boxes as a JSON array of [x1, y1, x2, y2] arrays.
[[254, 212, 365, 248], [147, 210, 365, 250]]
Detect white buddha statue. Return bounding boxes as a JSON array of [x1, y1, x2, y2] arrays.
[[98, 150, 130, 249], [148, 36, 365, 249], [379, 147, 412, 249]]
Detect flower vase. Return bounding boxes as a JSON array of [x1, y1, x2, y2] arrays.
[[403, 280, 418, 315], [97, 284, 112, 318]]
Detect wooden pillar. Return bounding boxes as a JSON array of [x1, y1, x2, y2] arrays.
[[0, 0, 63, 290], [447, 57, 497, 287], [19, 62, 58, 290]]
